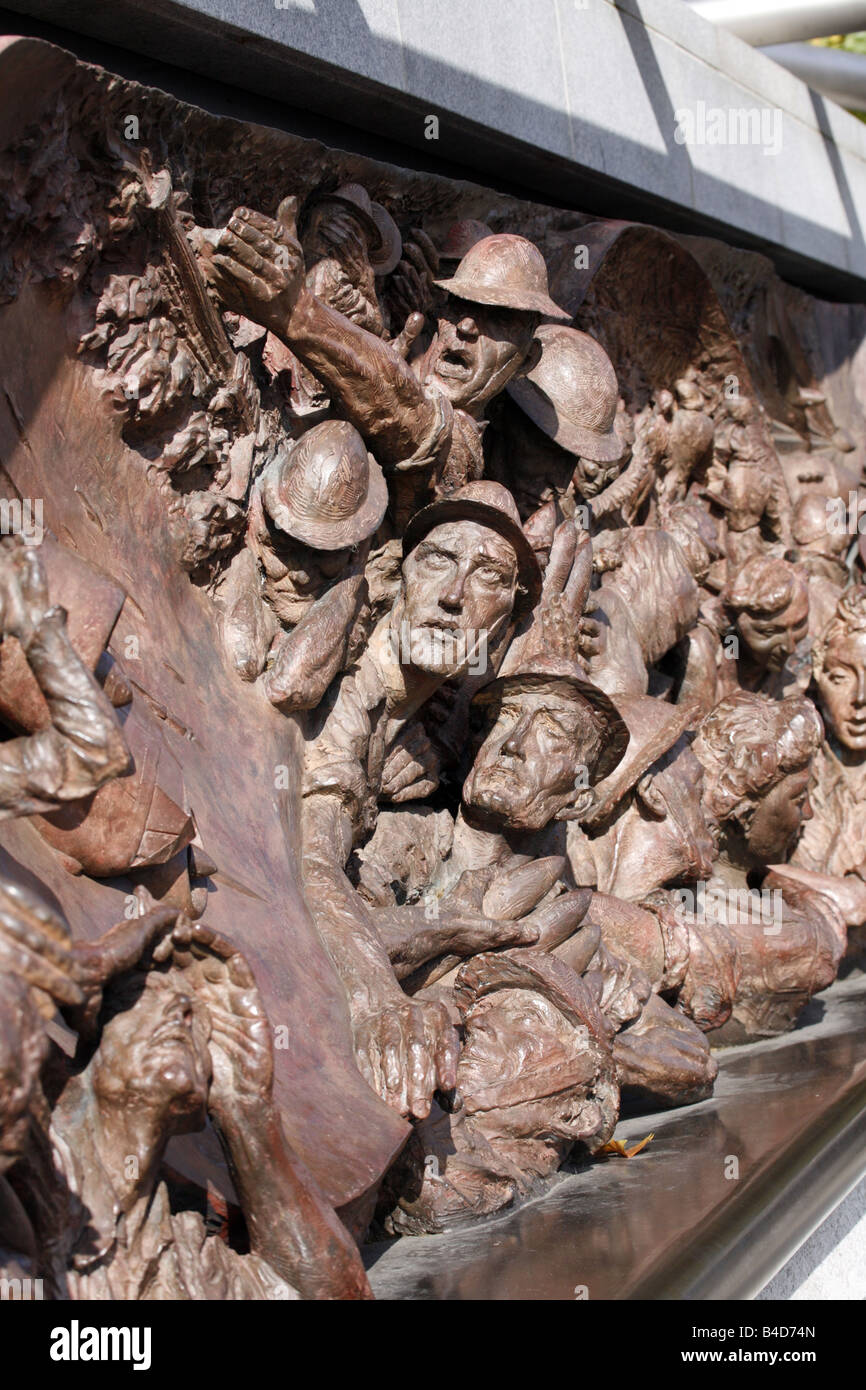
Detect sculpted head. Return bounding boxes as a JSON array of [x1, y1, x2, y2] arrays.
[[91, 968, 212, 1138], [425, 298, 539, 416], [693, 691, 822, 861], [725, 555, 809, 671], [400, 521, 519, 677], [464, 680, 605, 832], [813, 587, 866, 752], [463, 665, 628, 833], [506, 324, 624, 501], [426, 236, 569, 417], [399, 483, 541, 680], [455, 955, 617, 1154]]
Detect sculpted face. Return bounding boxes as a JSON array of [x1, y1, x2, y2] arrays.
[[816, 630, 866, 750], [423, 297, 537, 416], [401, 520, 519, 678], [463, 683, 602, 832], [459, 991, 606, 1145], [93, 971, 212, 1135], [573, 455, 622, 500], [745, 767, 812, 861], [737, 586, 809, 671]]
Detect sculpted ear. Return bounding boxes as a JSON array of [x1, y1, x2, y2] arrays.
[[516, 335, 543, 377]]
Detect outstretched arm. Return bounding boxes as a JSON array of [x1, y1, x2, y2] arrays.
[[303, 794, 458, 1119], [202, 207, 441, 467]]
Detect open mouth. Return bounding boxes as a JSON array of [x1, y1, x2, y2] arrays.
[[435, 346, 474, 381]]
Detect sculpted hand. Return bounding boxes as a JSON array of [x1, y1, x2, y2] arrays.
[[386, 228, 439, 322], [353, 996, 458, 1119], [203, 202, 304, 335], [435, 905, 540, 955], [171, 920, 273, 1120], [0, 880, 186, 1032], [502, 520, 593, 674], [380, 721, 440, 801], [70, 887, 188, 1037], [0, 879, 83, 1015]]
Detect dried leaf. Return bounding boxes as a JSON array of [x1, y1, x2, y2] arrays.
[[599, 1132, 654, 1158]]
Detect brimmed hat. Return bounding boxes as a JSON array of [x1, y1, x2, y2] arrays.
[[302, 183, 402, 275], [438, 219, 493, 264], [507, 324, 623, 464], [582, 695, 698, 828], [473, 653, 630, 784], [434, 234, 570, 321], [402, 481, 542, 612], [261, 420, 388, 551]]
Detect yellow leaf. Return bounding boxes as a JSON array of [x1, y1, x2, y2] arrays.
[[598, 1132, 654, 1158]]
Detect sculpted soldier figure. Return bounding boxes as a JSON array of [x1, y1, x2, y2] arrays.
[[485, 324, 624, 520], [202, 208, 569, 524], [301, 481, 545, 1120], [218, 419, 387, 710]]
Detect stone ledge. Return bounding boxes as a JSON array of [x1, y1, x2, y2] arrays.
[[3, 0, 866, 297], [365, 971, 866, 1300]]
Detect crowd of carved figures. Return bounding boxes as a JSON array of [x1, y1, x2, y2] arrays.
[[2, 45, 866, 1298]]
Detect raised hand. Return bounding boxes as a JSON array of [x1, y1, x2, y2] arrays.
[[69, 887, 188, 1037], [202, 204, 305, 336], [385, 228, 439, 323], [0, 878, 83, 1014], [380, 720, 440, 802]]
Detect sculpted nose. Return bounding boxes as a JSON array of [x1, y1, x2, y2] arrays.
[[457, 317, 478, 341], [856, 671, 866, 705], [503, 715, 531, 757], [439, 575, 465, 611]]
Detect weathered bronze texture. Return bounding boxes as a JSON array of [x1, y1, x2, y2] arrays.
[[1, 32, 865, 1298]]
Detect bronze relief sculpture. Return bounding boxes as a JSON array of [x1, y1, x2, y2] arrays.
[[1, 32, 866, 1297]]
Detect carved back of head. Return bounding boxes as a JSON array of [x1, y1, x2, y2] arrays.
[[725, 554, 805, 618], [261, 419, 388, 551], [693, 690, 822, 829]]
